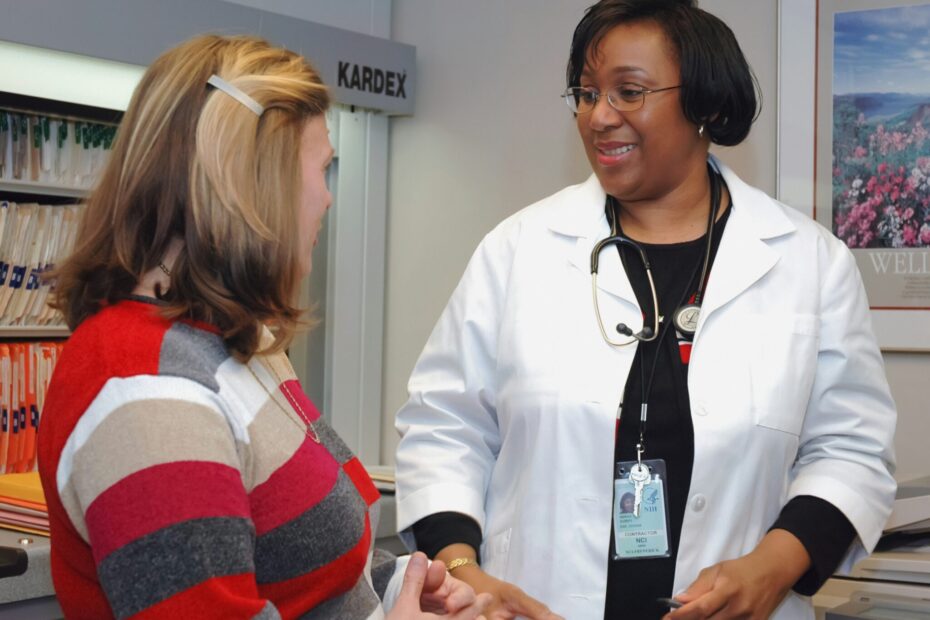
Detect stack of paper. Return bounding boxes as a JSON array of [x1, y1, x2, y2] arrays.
[[366, 465, 396, 495], [0, 201, 83, 327], [884, 475, 930, 534], [0, 471, 47, 536]]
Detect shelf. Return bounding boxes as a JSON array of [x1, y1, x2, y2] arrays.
[[0, 326, 69, 338], [0, 179, 88, 199]]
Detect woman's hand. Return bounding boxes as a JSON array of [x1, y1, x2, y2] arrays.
[[448, 564, 564, 620], [662, 530, 811, 620], [387, 552, 491, 619]]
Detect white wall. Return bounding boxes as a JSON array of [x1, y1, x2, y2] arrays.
[[221, 0, 390, 37], [383, 0, 592, 463], [381, 0, 927, 481]]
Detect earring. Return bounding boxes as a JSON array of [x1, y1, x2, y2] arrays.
[[698, 124, 705, 137]]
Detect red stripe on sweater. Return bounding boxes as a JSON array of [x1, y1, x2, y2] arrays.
[[343, 457, 380, 507], [85, 461, 249, 564], [280, 380, 321, 422], [258, 513, 372, 617], [249, 435, 339, 536], [128, 573, 267, 620]]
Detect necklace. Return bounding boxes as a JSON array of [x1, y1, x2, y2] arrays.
[[158, 261, 171, 276], [246, 361, 321, 443]]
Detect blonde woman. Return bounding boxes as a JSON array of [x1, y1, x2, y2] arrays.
[[37, 35, 489, 620]]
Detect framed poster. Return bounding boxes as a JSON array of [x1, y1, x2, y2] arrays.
[[778, 0, 930, 350]]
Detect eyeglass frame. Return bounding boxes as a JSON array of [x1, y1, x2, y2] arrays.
[[562, 83, 682, 114]]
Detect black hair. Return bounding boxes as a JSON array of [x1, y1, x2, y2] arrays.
[[566, 0, 760, 146]]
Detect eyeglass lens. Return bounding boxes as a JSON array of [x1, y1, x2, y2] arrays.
[[565, 84, 647, 113]]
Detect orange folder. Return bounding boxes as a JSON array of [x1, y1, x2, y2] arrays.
[[8, 343, 25, 474], [0, 344, 9, 475], [20, 343, 38, 473]]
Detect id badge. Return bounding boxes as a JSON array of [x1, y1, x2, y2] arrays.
[[612, 459, 671, 560]]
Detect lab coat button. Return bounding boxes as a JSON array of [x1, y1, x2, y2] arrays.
[[695, 404, 708, 416], [691, 494, 707, 512]]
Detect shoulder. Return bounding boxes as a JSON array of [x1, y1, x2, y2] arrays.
[[69, 299, 230, 392], [41, 301, 233, 463]]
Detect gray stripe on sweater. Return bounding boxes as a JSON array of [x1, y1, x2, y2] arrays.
[[296, 574, 380, 620], [370, 548, 397, 600], [254, 470, 366, 583], [253, 600, 283, 619], [312, 418, 355, 464], [159, 322, 228, 392], [98, 516, 255, 619]]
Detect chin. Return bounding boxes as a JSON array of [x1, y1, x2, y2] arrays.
[[595, 172, 637, 201]]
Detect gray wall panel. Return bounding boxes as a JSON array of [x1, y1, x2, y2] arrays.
[[0, 0, 415, 114]]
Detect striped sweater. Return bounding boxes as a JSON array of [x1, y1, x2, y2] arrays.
[[37, 299, 398, 619]]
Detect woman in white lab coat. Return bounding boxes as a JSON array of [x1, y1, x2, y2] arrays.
[[394, 1, 897, 619]]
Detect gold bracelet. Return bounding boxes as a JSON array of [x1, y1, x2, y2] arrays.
[[445, 557, 479, 572]]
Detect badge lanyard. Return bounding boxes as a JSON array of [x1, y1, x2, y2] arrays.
[[616, 165, 722, 464], [611, 167, 723, 561]]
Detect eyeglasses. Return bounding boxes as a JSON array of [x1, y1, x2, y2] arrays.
[[562, 83, 681, 114]]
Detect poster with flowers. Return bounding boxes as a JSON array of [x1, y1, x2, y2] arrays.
[[818, 0, 930, 314]]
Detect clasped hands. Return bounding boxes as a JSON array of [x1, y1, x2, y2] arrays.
[[418, 529, 810, 620]]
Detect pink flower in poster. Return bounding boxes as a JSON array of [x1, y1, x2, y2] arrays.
[[832, 85, 930, 249], [920, 224, 930, 245]]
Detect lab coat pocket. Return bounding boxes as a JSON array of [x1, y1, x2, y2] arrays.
[[749, 314, 819, 436], [480, 528, 512, 578]]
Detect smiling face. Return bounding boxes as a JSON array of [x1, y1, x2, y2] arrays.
[[621, 493, 635, 513], [297, 115, 334, 276], [576, 20, 708, 203]]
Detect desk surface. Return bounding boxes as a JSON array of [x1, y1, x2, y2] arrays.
[[0, 529, 53, 604]]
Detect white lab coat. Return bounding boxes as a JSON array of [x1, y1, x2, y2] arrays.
[[394, 157, 897, 619]]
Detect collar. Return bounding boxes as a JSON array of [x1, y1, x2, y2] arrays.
[[546, 154, 796, 242]]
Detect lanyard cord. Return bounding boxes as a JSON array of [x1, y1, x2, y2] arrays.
[[613, 164, 724, 460], [634, 251, 704, 456]]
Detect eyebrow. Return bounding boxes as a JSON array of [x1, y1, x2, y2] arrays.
[[581, 65, 650, 79]]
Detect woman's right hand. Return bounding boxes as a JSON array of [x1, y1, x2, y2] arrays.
[[449, 563, 564, 620], [387, 552, 491, 619]]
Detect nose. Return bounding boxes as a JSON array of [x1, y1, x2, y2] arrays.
[[586, 93, 623, 132]]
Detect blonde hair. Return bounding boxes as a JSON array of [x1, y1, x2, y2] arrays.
[[50, 34, 330, 360]]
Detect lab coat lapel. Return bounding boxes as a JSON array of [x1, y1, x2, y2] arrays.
[[552, 174, 639, 307], [697, 158, 795, 329]]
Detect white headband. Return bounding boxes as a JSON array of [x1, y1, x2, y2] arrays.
[[207, 74, 264, 116]]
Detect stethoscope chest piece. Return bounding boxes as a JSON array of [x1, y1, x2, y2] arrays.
[[671, 303, 701, 336]]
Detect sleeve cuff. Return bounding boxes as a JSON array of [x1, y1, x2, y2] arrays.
[[770, 495, 857, 595], [412, 512, 483, 562]]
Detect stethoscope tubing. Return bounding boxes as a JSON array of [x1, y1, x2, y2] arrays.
[[590, 234, 659, 346], [590, 163, 722, 347]]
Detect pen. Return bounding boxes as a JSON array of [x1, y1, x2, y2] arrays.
[[657, 597, 683, 609]]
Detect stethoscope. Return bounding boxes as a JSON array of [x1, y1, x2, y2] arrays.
[[590, 164, 722, 347]]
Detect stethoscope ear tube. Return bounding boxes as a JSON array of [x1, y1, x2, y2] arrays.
[[590, 235, 652, 274], [591, 234, 660, 345]]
